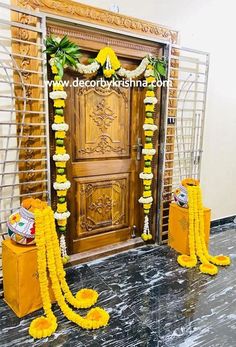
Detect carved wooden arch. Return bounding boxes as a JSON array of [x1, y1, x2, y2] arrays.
[[14, 0, 178, 44]]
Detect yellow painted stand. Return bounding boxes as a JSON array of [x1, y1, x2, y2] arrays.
[[168, 203, 211, 255], [2, 239, 54, 318]]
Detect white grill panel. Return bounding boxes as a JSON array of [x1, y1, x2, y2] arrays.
[[0, 1, 50, 282]]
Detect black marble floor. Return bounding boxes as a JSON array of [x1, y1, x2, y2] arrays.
[[1, 223, 236, 347]]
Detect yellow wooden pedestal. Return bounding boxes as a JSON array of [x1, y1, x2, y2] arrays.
[[2, 239, 53, 318], [168, 203, 211, 255]]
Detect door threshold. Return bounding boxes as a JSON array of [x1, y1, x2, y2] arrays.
[[67, 237, 144, 267]]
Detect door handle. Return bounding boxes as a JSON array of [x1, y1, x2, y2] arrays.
[[136, 137, 143, 161]]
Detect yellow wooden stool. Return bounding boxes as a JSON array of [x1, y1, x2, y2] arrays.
[[2, 239, 54, 317], [168, 203, 211, 255]]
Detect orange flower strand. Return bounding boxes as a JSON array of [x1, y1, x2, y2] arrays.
[[29, 209, 57, 339], [44, 207, 109, 329], [48, 209, 99, 309], [177, 182, 230, 276]]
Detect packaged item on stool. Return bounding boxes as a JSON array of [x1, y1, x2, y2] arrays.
[[2, 239, 54, 318], [168, 203, 211, 255]]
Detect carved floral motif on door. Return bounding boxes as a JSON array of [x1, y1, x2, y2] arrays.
[[75, 86, 130, 159], [76, 174, 128, 234], [90, 98, 117, 132]]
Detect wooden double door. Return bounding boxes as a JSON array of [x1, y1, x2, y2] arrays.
[[48, 24, 162, 254]]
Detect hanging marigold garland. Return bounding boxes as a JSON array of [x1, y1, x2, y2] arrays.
[[49, 78, 71, 263], [138, 64, 159, 241], [29, 205, 110, 339], [45, 36, 81, 263], [177, 179, 231, 275], [75, 47, 150, 78]]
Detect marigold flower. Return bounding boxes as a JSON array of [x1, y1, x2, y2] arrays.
[[56, 146, 66, 155], [144, 155, 153, 161], [144, 143, 153, 149], [53, 83, 64, 91], [55, 162, 66, 168], [75, 289, 99, 309], [29, 317, 57, 339], [143, 203, 151, 209], [51, 65, 58, 74], [210, 255, 231, 266], [144, 118, 154, 125], [57, 219, 67, 227], [143, 190, 151, 198], [199, 263, 218, 276], [146, 76, 155, 84], [55, 131, 66, 139], [141, 233, 152, 241], [143, 167, 152, 174], [145, 104, 155, 112], [177, 255, 197, 268], [56, 174, 67, 183], [146, 90, 155, 97], [143, 179, 152, 186], [96, 47, 120, 70], [144, 130, 154, 137], [54, 99, 65, 108], [54, 115, 65, 124], [103, 69, 115, 78], [57, 202, 67, 213], [57, 190, 67, 197], [86, 307, 110, 327]]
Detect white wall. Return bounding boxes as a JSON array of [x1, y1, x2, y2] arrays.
[[76, 0, 236, 220]]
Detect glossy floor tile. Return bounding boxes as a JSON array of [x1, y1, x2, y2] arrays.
[[0, 225, 236, 347]]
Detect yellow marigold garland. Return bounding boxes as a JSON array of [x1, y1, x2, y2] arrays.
[[29, 209, 57, 339], [96, 47, 120, 77], [196, 187, 230, 267], [177, 179, 230, 275], [138, 64, 159, 241], [50, 64, 71, 264], [29, 206, 110, 339], [48, 209, 99, 309]]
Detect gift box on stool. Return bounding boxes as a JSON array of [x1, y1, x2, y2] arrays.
[[168, 203, 211, 255], [2, 239, 54, 318]]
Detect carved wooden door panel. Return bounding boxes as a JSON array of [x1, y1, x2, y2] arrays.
[[64, 75, 144, 253], [75, 87, 130, 160]]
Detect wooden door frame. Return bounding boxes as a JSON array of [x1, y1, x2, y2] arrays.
[[47, 22, 163, 251], [14, 0, 178, 44], [13, 0, 179, 262]]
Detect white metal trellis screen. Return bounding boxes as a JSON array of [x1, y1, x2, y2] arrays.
[[158, 45, 209, 244], [0, 2, 50, 281]]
